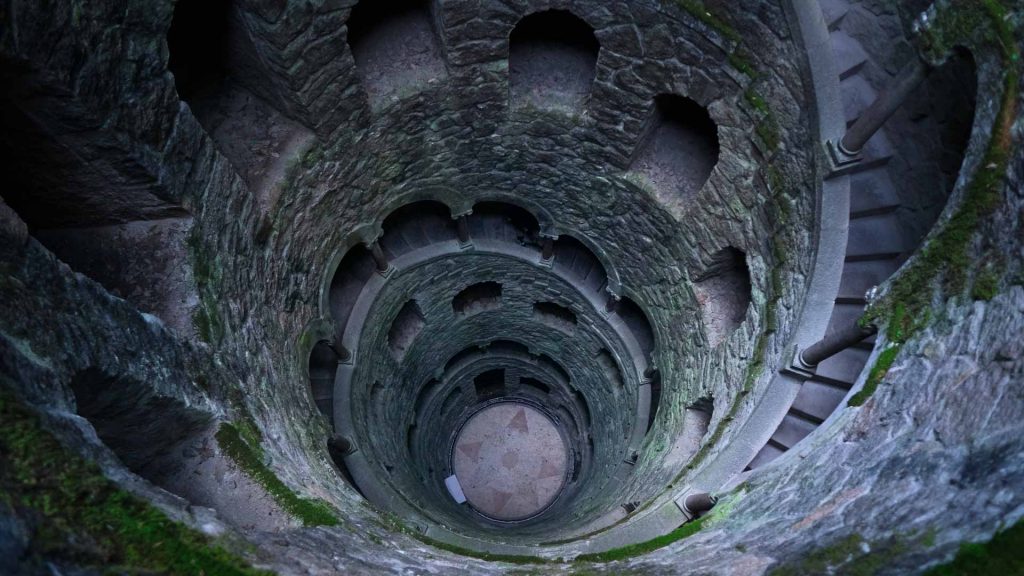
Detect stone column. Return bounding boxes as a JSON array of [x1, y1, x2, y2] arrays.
[[367, 240, 392, 275], [541, 236, 556, 261], [838, 56, 930, 157], [800, 322, 878, 368], [455, 215, 471, 244]]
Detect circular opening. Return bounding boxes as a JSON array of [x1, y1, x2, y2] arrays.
[[451, 401, 569, 522]]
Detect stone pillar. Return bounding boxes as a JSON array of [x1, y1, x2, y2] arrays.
[[605, 293, 620, 315], [367, 241, 392, 275], [330, 342, 352, 364], [455, 215, 471, 244], [541, 237, 555, 261], [681, 492, 717, 515], [800, 322, 878, 368], [838, 56, 930, 157]]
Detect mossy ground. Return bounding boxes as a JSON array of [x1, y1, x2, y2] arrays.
[[0, 388, 268, 575], [215, 422, 338, 527], [573, 514, 710, 563], [924, 520, 1024, 575]]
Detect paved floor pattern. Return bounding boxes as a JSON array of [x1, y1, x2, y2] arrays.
[[452, 402, 568, 521]]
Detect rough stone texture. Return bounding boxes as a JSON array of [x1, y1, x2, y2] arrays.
[[0, 0, 1019, 573]]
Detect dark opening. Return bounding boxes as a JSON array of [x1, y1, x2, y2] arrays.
[[631, 94, 720, 202], [70, 368, 210, 480], [596, 349, 624, 388], [388, 300, 426, 360], [468, 202, 541, 246], [444, 346, 485, 373], [693, 247, 751, 347], [509, 10, 599, 113], [533, 302, 578, 334], [520, 377, 551, 395], [617, 297, 656, 360], [452, 282, 503, 317], [346, 0, 447, 109], [380, 201, 455, 258], [473, 369, 506, 400], [309, 340, 339, 425], [552, 236, 608, 293], [167, 0, 232, 103], [329, 244, 377, 330]]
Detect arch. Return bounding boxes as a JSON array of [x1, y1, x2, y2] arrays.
[[167, 0, 232, 106], [464, 194, 558, 235], [467, 201, 541, 246], [388, 300, 426, 360], [328, 243, 377, 331], [452, 282, 503, 317], [552, 232, 622, 295], [346, 0, 448, 110], [552, 235, 610, 295], [617, 297, 655, 361], [630, 94, 720, 203], [509, 10, 599, 113], [168, 0, 313, 200], [309, 340, 339, 424], [533, 302, 578, 335], [379, 200, 456, 258], [693, 247, 752, 347]]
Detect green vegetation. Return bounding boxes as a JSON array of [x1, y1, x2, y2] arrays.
[[768, 533, 916, 576], [771, 521, 1024, 576], [864, 0, 1019, 340], [847, 344, 902, 407], [215, 422, 338, 527], [924, 520, 1024, 575], [574, 514, 710, 563], [971, 263, 1003, 301], [0, 388, 268, 575]]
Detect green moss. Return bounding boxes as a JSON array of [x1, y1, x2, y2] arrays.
[[0, 389, 268, 575], [215, 423, 338, 527], [847, 343, 901, 406], [770, 533, 917, 576], [671, 0, 741, 43], [971, 263, 1002, 301], [574, 514, 710, 563], [924, 520, 1024, 575], [865, 0, 1018, 339]]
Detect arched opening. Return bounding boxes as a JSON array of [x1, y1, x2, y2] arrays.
[[346, 0, 448, 110], [309, 341, 339, 425], [509, 10, 599, 113], [70, 368, 210, 482], [388, 300, 426, 360], [468, 201, 541, 246], [533, 302, 578, 335], [552, 236, 609, 294], [329, 244, 377, 331], [617, 297, 656, 361], [167, 0, 314, 206], [630, 94, 720, 204], [473, 369, 506, 400], [452, 282, 503, 317], [693, 247, 752, 347], [380, 201, 456, 259]]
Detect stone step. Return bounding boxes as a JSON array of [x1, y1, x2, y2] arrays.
[[791, 379, 850, 421], [747, 442, 786, 469], [816, 341, 871, 384], [830, 29, 869, 80], [849, 166, 900, 215], [820, 0, 850, 31], [846, 212, 907, 259], [840, 74, 877, 125], [771, 412, 819, 449], [838, 258, 901, 300]]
